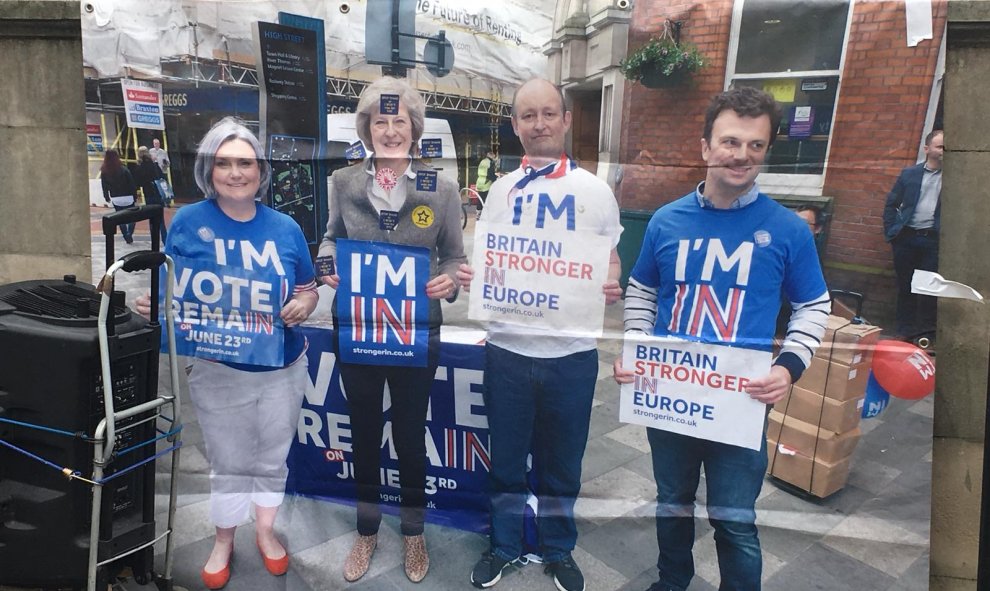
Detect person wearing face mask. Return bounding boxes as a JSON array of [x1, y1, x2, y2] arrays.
[[316, 76, 466, 584], [136, 117, 319, 589]]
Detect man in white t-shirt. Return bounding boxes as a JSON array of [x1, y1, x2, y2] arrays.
[[457, 78, 622, 591], [149, 137, 170, 174]]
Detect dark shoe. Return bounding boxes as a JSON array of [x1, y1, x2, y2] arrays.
[[544, 555, 584, 591], [124, 235, 134, 244], [470, 551, 510, 588]]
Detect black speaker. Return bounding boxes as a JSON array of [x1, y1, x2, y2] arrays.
[[0, 276, 160, 587]]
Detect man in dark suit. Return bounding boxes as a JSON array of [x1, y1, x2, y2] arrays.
[[883, 129, 943, 340]]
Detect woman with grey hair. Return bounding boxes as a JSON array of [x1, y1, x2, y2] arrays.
[[317, 76, 466, 584], [136, 116, 318, 589]]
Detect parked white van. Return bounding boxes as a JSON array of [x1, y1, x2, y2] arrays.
[[326, 113, 459, 187]]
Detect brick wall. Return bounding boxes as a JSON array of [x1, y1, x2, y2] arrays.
[[617, 0, 946, 328], [617, 0, 734, 210]]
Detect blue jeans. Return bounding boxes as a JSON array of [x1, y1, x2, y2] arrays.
[[483, 343, 597, 563], [647, 427, 768, 591], [112, 204, 135, 240]]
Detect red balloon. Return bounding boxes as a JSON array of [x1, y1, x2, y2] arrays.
[[871, 340, 935, 400]]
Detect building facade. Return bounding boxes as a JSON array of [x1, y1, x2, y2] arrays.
[[615, 0, 946, 326]]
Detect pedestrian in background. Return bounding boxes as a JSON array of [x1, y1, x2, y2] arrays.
[[100, 149, 137, 244]]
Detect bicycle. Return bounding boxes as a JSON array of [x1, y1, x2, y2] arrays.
[[459, 186, 481, 229]]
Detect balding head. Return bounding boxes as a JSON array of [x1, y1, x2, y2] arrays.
[[510, 78, 572, 164]]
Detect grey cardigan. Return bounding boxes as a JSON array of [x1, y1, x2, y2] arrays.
[[318, 160, 467, 326]]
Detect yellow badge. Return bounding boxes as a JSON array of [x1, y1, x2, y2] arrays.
[[411, 205, 435, 229]]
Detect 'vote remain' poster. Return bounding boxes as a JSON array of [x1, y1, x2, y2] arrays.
[[162, 254, 285, 367]]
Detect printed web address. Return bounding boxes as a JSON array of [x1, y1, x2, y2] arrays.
[[353, 348, 414, 357], [482, 302, 545, 318], [633, 407, 697, 427]]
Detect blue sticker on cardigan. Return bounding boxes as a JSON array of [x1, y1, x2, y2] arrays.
[[416, 170, 438, 192]]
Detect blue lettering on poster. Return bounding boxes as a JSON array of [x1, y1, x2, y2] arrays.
[[159, 254, 284, 366], [337, 239, 430, 367]]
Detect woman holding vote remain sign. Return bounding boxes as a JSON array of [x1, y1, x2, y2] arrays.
[[136, 117, 318, 589], [317, 76, 466, 583]]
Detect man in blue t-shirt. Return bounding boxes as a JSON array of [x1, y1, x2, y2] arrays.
[[615, 87, 831, 591]]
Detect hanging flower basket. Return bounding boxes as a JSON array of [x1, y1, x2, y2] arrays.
[[639, 65, 691, 89], [620, 23, 705, 89]]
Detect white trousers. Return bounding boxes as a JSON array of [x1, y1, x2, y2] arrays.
[[187, 356, 307, 528]]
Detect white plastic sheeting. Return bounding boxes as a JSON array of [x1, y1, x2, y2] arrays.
[[81, 0, 555, 89]]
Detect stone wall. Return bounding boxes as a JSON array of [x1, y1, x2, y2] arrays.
[[0, 1, 90, 284]]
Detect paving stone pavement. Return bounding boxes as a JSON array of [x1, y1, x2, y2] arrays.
[[10, 206, 934, 591]]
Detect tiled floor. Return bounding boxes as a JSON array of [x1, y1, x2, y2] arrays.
[[5, 208, 934, 591]]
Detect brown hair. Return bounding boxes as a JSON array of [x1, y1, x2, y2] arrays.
[[703, 86, 783, 146]]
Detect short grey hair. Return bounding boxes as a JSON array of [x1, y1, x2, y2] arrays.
[[355, 77, 426, 155], [193, 116, 271, 201]]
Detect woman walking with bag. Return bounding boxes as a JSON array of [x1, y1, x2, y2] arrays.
[[100, 149, 137, 243]]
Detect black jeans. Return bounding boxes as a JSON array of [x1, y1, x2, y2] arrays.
[[339, 361, 437, 536], [891, 228, 938, 337]]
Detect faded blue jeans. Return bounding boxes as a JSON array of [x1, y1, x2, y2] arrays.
[[647, 426, 768, 591], [483, 343, 598, 563]]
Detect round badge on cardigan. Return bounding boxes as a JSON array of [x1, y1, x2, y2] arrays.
[[375, 167, 398, 193], [411, 205, 435, 228]]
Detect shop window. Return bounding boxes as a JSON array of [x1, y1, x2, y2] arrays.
[[726, 0, 852, 194]]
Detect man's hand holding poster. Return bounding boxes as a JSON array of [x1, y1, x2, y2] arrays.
[[468, 221, 610, 336], [619, 335, 771, 450], [337, 239, 430, 367], [161, 253, 284, 366]]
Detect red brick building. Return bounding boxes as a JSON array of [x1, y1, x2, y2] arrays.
[[616, 0, 946, 326]]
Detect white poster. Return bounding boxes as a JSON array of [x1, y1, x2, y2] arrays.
[[619, 335, 771, 451], [468, 221, 611, 337], [120, 79, 165, 130]]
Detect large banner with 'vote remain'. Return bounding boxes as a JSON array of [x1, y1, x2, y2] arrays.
[[161, 253, 284, 367], [336, 239, 431, 367], [287, 327, 490, 532]]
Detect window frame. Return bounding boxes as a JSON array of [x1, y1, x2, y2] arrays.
[[723, 0, 857, 196]]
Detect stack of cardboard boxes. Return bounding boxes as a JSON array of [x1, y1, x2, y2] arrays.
[[767, 315, 882, 497]]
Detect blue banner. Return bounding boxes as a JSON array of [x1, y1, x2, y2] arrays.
[[287, 327, 490, 532], [337, 239, 431, 367], [160, 254, 285, 366]]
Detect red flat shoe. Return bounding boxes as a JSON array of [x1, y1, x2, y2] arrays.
[[257, 538, 289, 576], [201, 559, 230, 590]]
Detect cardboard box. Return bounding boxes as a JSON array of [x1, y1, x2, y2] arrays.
[[767, 410, 861, 463], [767, 436, 852, 498], [773, 385, 864, 433], [814, 315, 882, 366], [794, 356, 870, 402]]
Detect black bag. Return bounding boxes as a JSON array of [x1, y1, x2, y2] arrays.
[[485, 157, 497, 183]]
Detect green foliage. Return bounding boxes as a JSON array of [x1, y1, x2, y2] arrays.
[[620, 36, 706, 83]]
